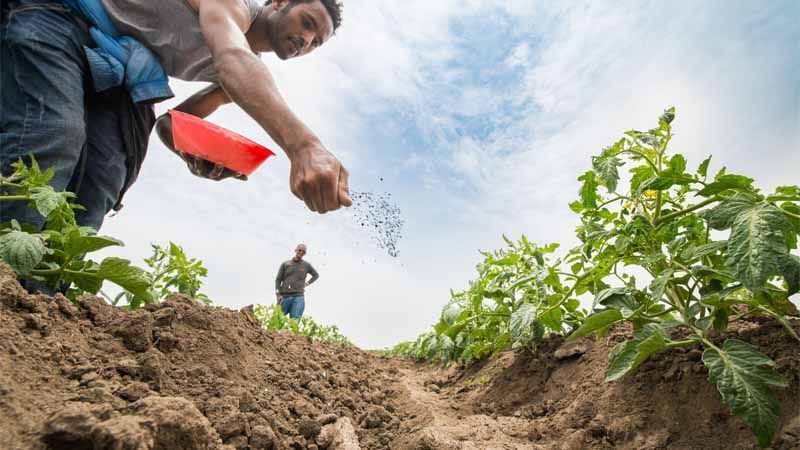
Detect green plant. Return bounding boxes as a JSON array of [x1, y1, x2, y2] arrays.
[[254, 304, 351, 345], [108, 242, 212, 308], [567, 107, 798, 447], [0, 157, 152, 302], [389, 108, 798, 447], [386, 236, 587, 363]]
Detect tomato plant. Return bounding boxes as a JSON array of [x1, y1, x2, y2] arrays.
[[568, 107, 798, 447], [254, 304, 351, 345], [0, 157, 152, 303], [390, 108, 798, 447], [387, 236, 587, 363], [107, 242, 212, 309]]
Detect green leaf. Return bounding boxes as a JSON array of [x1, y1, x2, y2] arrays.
[[63, 229, 124, 258], [579, 171, 599, 209], [593, 155, 623, 193], [768, 185, 800, 201], [780, 202, 800, 249], [0, 230, 47, 275], [702, 194, 758, 230], [726, 203, 792, 290], [509, 303, 536, 342], [70, 271, 104, 294], [630, 165, 655, 193], [593, 287, 636, 311], [660, 107, 675, 125], [97, 257, 153, 302], [698, 174, 755, 197], [606, 324, 669, 381], [681, 241, 728, 262], [668, 154, 687, 174], [29, 186, 69, 218], [568, 309, 623, 341], [642, 173, 694, 191], [442, 303, 463, 326], [697, 156, 712, 178], [702, 339, 786, 448], [649, 269, 674, 302], [780, 254, 800, 296]]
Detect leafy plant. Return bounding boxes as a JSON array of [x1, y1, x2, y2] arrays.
[[107, 242, 212, 309], [0, 157, 152, 302], [389, 108, 798, 447], [567, 107, 798, 447], [254, 304, 351, 345], [387, 236, 587, 363]]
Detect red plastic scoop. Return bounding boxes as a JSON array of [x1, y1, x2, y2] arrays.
[[168, 110, 275, 176]]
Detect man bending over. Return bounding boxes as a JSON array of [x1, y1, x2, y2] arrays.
[[1, 0, 350, 232]]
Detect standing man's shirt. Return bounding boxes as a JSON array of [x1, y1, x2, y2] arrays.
[[275, 260, 319, 295]]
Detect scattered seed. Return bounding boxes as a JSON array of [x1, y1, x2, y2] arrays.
[[349, 191, 404, 257]]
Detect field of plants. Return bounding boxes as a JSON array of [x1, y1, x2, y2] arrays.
[[1, 109, 798, 449], [387, 108, 800, 447]]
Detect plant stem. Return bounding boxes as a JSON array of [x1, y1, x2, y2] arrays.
[[782, 210, 800, 221], [0, 195, 30, 202], [655, 196, 721, 226], [666, 339, 695, 348], [643, 307, 676, 318], [31, 268, 61, 276], [622, 149, 659, 173], [597, 195, 632, 210]]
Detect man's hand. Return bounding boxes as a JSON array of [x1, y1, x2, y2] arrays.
[[290, 142, 352, 213], [155, 114, 247, 181], [276, 294, 283, 304]]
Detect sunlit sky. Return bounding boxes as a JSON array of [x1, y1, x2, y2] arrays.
[[100, 0, 799, 348]]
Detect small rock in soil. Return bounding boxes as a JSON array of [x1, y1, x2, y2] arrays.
[[554, 340, 589, 360], [298, 417, 322, 439], [131, 396, 222, 449], [317, 413, 338, 425], [110, 311, 154, 352], [250, 425, 277, 450], [116, 382, 152, 402]]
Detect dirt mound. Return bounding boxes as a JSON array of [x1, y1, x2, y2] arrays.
[[391, 321, 800, 450], [0, 263, 405, 450], [2, 260, 799, 450]]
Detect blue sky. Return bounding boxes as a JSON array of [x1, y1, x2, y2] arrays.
[[100, 0, 799, 348]]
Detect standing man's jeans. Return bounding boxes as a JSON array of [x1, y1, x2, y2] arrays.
[[1, 0, 128, 231], [280, 295, 305, 319]]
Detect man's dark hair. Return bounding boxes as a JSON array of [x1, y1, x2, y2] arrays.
[[265, 0, 343, 32]]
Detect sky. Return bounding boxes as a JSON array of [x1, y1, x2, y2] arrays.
[[99, 0, 799, 349]]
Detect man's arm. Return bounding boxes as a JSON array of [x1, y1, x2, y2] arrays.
[[156, 85, 240, 180], [305, 263, 319, 286], [275, 262, 286, 293], [196, 0, 351, 214]]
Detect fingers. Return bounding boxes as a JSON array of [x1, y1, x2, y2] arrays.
[[209, 163, 225, 180], [321, 176, 338, 213], [338, 166, 352, 207]]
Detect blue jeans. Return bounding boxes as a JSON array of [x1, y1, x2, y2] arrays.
[[1, 0, 128, 231], [280, 295, 305, 319]]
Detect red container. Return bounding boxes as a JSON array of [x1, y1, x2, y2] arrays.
[[168, 110, 275, 176]]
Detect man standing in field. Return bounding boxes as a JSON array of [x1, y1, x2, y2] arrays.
[[1, 0, 350, 232], [275, 243, 318, 319]]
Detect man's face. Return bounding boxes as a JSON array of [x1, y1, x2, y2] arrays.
[[268, 0, 334, 60], [294, 246, 307, 260]]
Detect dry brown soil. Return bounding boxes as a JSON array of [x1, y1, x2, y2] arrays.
[[1, 262, 799, 450]]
